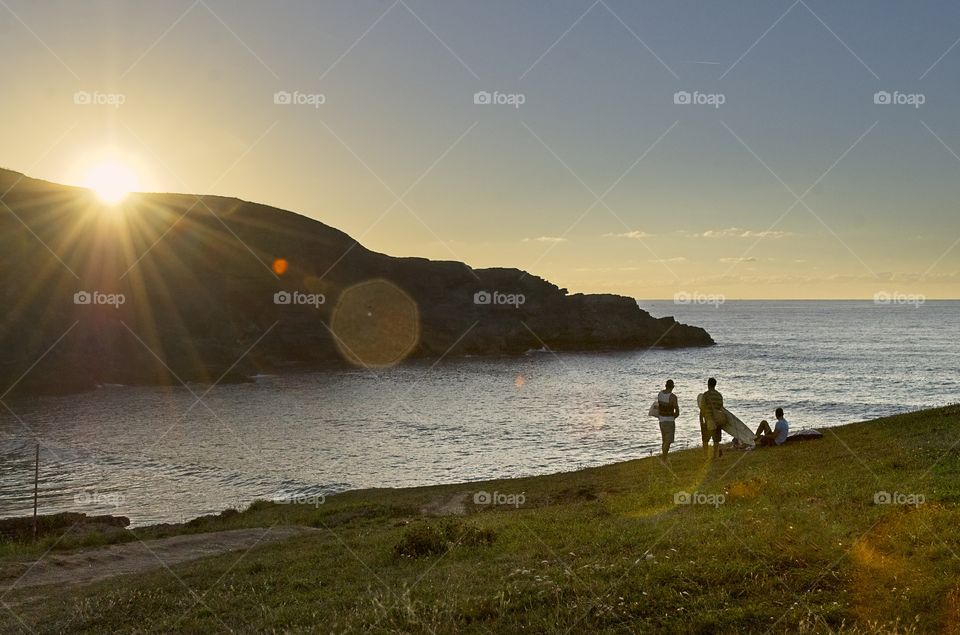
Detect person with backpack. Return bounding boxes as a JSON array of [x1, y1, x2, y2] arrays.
[[656, 379, 680, 458]]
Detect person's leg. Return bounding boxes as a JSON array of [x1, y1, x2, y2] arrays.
[[660, 421, 675, 457], [700, 419, 711, 457], [712, 426, 723, 458], [755, 420, 773, 437]]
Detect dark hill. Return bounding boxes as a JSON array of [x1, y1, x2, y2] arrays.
[[0, 168, 712, 394]]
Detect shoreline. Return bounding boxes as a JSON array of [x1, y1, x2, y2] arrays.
[[5, 403, 956, 537]]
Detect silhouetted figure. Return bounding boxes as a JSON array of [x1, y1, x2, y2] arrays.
[[699, 377, 725, 458], [657, 379, 680, 457]]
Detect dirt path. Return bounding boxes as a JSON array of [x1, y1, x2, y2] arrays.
[[0, 526, 314, 593], [420, 492, 468, 516]]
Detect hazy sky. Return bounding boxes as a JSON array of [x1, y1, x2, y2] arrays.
[[3, 0, 960, 299]]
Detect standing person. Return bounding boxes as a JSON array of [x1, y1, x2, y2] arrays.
[[755, 408, 790, 447], [699, 377, 725, 459], [657, 380, 680, 458]]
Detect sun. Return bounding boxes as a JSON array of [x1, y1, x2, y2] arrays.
[[83, 160, 141, 204]]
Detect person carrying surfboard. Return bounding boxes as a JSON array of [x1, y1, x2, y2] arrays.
[[656, 379, 680, 458], [699, 377, 725, 459]]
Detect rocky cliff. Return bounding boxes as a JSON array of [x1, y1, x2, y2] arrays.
[[0, 168, 712, 394]]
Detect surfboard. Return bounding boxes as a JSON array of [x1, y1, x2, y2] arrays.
[[697, 394, 756, 447], [720, 408, 757, 447], [785, 429, 823, 443]]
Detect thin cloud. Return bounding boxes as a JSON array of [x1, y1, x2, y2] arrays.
[[650, 257, 687, 264], [699, 227, 793, 239], [523, 236, 568, 243], [720, 257, 757, 263], [603, 230, 653, 240]]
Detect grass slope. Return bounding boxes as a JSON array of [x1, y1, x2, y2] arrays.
[[2, 405, 960, 633]]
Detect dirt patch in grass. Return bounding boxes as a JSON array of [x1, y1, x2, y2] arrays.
[[0, 526, 314, 594]]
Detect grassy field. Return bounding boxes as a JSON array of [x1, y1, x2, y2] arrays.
[[2, 405, 960, 633]]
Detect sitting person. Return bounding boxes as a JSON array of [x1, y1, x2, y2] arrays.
[[755, 408, 789, 447]]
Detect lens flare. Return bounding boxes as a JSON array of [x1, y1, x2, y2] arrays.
[[272, 258, 289, 276], [331, 279, 419, 368]]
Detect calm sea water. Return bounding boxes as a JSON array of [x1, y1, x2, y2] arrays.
[[1, 301, 957, 526]]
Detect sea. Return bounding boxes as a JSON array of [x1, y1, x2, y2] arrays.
[[1, 300, 957, 526]]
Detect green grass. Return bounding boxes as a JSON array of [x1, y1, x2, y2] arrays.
[[2, 405, 960, 633]]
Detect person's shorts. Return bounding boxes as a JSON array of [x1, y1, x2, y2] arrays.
[[659, 420, 675, 444], [700, 420, 722, 444]]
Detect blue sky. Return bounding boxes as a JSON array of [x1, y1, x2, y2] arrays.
[[2, 0, 959, 297]]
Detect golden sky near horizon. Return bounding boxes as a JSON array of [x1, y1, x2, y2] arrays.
[[2, 1, 959, 299]]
